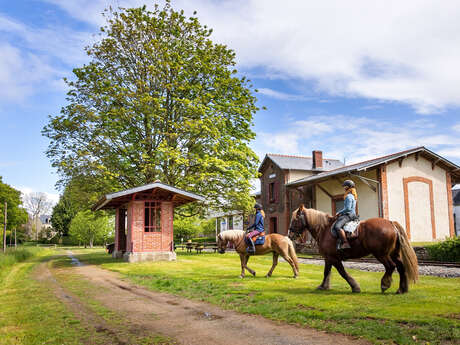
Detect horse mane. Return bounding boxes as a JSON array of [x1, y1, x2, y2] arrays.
[[292, 204, 332, 233], [219, 230, 245, 242]]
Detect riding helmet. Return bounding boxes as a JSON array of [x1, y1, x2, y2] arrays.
[[342, 180, 355, 188], [254, 203, 262, 210]]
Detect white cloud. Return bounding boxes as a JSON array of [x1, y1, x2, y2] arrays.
[[0, 43, 61, 101], [437, 148, 460, 159], [0, 13, 93, 103], [253, 114, 460, 165], [258, 88, 308, 101], [257, 131, 300, 155], [39, 0, 460, 113], [453, 123, 460, 132]]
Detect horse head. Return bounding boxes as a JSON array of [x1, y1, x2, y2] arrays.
[[288, 205, 308, 241], [216, 233, 228, 254]]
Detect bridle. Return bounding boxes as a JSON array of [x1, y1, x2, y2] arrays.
[[289, 208, 309, 239]]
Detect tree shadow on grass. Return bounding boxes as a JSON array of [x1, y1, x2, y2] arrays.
[[270, 287, 389, 296]]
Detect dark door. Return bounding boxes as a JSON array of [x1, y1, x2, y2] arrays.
[[270, 217, 278, 233]]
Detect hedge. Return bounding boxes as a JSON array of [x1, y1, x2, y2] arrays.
[[426, 237, 460, 262]]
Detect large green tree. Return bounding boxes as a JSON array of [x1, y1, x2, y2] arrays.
[[69, 210, 113, 248], [43, 2, 259, 215]]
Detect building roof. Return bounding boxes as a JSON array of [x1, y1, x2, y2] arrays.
[[287, 146, 460, 187], [39, 215, 51, 224], [259, 153, 344, 173], [453, 189, 460, 206], [92, 182, 205, 211]]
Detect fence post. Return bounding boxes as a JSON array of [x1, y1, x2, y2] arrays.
[[2, 202, 7, 253]]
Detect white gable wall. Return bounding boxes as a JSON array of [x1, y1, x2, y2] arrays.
[[386, 155, 451, 241]]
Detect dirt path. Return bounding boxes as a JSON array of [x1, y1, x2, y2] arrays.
[[35, 253, 370, 345]]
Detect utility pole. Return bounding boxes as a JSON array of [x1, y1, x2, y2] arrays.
[[3, 202, 7, 253]]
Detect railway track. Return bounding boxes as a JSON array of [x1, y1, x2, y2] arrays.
[[298, 255, 460, 268]]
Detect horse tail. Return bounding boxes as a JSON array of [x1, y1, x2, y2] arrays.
[[392, 221, 419, 283], [287, 238, 299, 272]]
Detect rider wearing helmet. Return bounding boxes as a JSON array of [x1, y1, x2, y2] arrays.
[[333, 180, 358, 250], [246, 203, 265, 254]]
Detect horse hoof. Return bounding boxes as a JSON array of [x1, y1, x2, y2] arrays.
[[316, 286, 329, 291], [352, 288, 361, 293], [252, 272, 256, 277], [292, 275, 297, 279], [265, 274, 271, 278], [239, 275, 244, 279]]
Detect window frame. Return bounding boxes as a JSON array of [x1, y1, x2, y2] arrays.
[[144, 201, 162, 233]]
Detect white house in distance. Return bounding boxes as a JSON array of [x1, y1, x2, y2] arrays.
[[258, 146, 459, 242]]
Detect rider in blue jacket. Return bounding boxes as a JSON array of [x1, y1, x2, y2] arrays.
[[332, 180, 358, 250], [246, 203, 264, 254]]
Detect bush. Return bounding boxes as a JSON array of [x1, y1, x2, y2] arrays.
[[426, 237, 460, 262], [190, 237, 215, 243], [0, 247, 40, 271]]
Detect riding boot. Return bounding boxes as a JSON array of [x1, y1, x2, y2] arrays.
[[247, 238, 255, 254], [338, 230, 351, 250]]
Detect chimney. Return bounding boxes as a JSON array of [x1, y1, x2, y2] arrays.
[[312, 150, 323, 169]]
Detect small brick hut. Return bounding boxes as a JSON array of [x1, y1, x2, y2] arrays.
[[93, 182, 204, 262]]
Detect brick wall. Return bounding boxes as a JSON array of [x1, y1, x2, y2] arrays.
[[128, 200, 174, 253]]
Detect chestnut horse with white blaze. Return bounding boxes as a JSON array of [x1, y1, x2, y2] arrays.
[[217, 230, 299, 278], [289, 205, 418, 293]]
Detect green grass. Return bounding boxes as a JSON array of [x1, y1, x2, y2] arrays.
[[0, 249, 175, 345], [0, 249, 91, 345], [74, 248, 460, 345], [0, 247, 41, 277]]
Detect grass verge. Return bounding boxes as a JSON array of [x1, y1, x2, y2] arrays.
[[0, 249, 91, 345], [74, 248, 460, 345]]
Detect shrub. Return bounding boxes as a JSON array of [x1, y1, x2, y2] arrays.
[[426, 237, 460, 262], [190, 237, 215, 243]]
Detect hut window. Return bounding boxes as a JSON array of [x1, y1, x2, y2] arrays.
[[144, 202, 161, 232]]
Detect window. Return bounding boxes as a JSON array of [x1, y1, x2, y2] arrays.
[[269, 182, 275, 202], [228, 215, 233, 230], [332, 196, 344, 215], [144, 202, 161, 232]]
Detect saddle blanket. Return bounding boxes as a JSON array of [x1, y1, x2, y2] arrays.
[[343, 220, 360, 233], [254, 236, 265, 245]]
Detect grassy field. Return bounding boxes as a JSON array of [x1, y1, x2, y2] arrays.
[[0, 248, 174, 345], [73, 248, 460, 345], [0, 249, 92, 345]]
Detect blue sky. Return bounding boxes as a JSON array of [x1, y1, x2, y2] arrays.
[[1, 0, 459, 202]]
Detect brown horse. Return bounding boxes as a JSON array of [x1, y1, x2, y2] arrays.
[[289, 205, 418, 293], [217, 230, 299, 278]]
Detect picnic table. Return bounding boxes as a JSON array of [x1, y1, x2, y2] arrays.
[[175, 242, 218, 253]]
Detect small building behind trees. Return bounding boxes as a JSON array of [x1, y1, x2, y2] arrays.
[[93, 181, 204, 262]]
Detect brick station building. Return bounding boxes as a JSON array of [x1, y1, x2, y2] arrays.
[[93, 181, 204, 262], [259, 147, 460, 242]]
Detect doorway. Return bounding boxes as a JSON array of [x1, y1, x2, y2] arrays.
[[270, 217, 278, 233]]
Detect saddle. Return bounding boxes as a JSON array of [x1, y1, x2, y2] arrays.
[[250, 232, 266, 245]]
